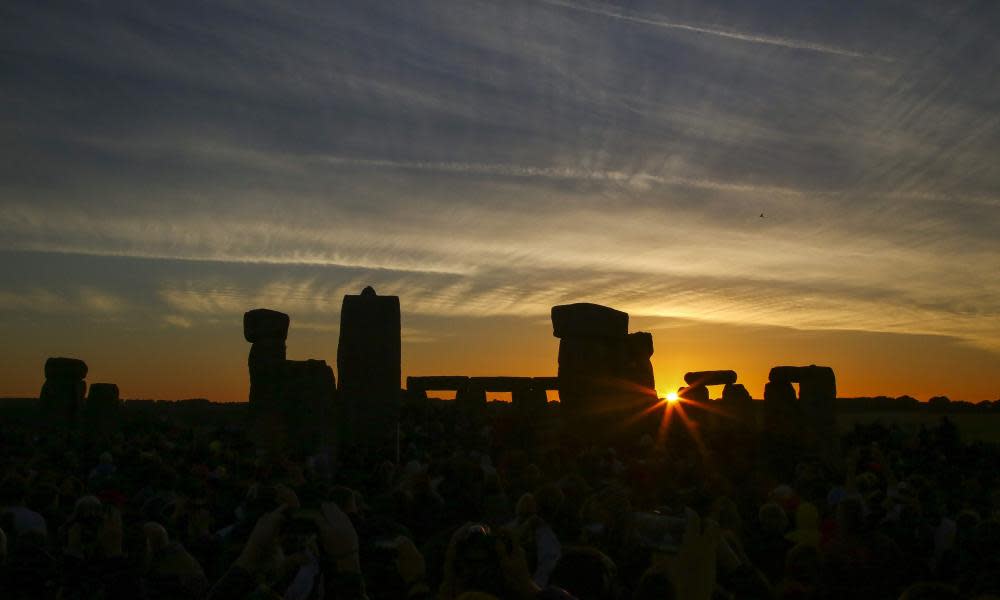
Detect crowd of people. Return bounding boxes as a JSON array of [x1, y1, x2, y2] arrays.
[[1, 399, 998, 599]]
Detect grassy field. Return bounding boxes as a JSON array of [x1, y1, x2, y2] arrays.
[[836, 411, 1000, 443]]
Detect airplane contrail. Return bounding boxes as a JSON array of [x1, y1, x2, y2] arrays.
[[537, 0, 885, 60]]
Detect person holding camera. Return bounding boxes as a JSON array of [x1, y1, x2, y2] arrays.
[[208, 500, 369, 600], [439, 522, 577, 600]]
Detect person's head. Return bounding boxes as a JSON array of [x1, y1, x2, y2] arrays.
[[144, 521, 170, 559], [712, 496, 742, 534], [515, 493, 537, 520], [785, 544, 821, 583], [548, 546, 618, 600], [449, 524, 508, 597], [535, 484, 566, 523], [758, 502, 789, 536]]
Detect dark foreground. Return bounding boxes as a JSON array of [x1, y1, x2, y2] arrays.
[[1, 399, 998, 599]]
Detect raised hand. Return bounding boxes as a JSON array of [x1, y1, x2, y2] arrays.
[[660, 511, 719, 600], [314, 501, 360, 573], [235, 504, 288, 573]]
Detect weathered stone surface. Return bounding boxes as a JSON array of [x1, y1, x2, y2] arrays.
[[684, 370, 738, 386], [406, 376, 469, 392], [243, 309, 290, 343], [44, 357, 88, 381], [551, 303, 628, 339]]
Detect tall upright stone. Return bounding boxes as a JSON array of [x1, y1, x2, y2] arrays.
[[552, 303, 657, 438], [763, 380, 799, 432], [768, 365, 837, 434], [764, 364, 839, 464], [278, 359, 338, 454], [40, 357, 87, 424], [337, 286, 401, 443], [243, 309, 338, 455], [720, 383, 754, 427], [244, 309, 289, 411], [85, 383, 122, 434]]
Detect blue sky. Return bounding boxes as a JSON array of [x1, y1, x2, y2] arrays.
[[1, 0, 998, 400]]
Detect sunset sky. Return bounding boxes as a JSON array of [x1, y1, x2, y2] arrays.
[[1, 1, 998, 402]]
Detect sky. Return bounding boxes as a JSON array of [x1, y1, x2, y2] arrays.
[[1, 0, 998, 402]]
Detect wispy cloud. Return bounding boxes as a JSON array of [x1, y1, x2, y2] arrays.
[[0, 287, 127, 314], [1, 0, 998, 397]]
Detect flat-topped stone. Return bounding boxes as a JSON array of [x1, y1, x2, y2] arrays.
[[551, 303, 628, 338], [407, 376, 470, 391], [684, 370, 738, 386], [244, 309, 290, 343], [45, 357, 88, 381]]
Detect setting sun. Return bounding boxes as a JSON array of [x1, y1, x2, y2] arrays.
[[665, 392, 679, 403]]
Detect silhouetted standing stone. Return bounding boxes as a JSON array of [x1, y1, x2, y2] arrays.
[[764, 380, 799, 432], [278, 360, 338, 454], [624, 332, 656, 391], [244, 309, 289, 411], [679, 385, 710, 404], [85, 383, 122, 433], [552, 303, 658, 439], [721, 383, 752, 404], [243, 309, 339, 455], [337, 286, 401, 443], [40, 357, 87, 424], [720, 382, 754, 426], [767, 364, 837, 434]]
